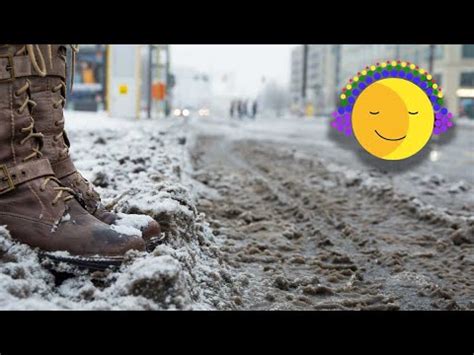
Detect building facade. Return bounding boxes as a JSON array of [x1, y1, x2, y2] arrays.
[[290, 45, 339, 115], [290, 44, 474, 118], [290, 46, 304, 111]]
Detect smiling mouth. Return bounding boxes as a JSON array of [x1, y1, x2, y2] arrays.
[[374, 130, 406, 141]]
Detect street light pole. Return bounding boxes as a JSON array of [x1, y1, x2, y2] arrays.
[[147, 45, 153, 119], [302, 45, 308, 102], [164, 45, 170, 117], [429, 44, 436, 74]]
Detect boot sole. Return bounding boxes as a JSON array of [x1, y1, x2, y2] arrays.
[[40, 252, 123, 271]]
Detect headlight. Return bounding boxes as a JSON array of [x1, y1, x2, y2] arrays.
[[173, 109, 182, 116], [182, 109, 190, 117], [198, 108, 210, 116]]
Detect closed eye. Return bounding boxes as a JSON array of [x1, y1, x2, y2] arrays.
[[408, 111, 419, 115], [369, 111, 380, 115]]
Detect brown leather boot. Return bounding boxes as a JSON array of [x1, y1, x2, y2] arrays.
[[0, 45, 145, 268], [27, 45, 161, 242]]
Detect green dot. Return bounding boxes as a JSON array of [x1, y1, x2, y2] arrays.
[[433, 89, 438, 96], [345, 90, 352, 97], [387, 65, 392, 70], [341, 99, 347, 106], [437, 98, 443, 105], [368, 71, 374, 76]]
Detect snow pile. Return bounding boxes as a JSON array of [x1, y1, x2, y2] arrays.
[[0, 113, 237, 310], [0, 226, 59, 309]]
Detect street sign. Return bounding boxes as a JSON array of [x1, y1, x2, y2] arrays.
[[152, 82, 166, 100], [119, 84, 128, 95]]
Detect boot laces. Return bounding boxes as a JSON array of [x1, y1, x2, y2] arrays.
[[51, 80, 69, 157], [13, 45, 75, 207], [40, 176, 75, 206], [16, 80, 43, 162]]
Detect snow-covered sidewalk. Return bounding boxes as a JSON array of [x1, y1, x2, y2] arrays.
[[0, 112, 235, 310], [1, 111, 472, 310]]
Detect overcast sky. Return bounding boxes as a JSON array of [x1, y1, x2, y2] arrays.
[[171, 45, 295, 96]]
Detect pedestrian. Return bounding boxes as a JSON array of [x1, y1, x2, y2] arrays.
[[0, 45, 161, 268], [237, 100, 243, 119], [252, 100, 258, 119], [230, 100, 235, 118], [242, 99, 249, 118]]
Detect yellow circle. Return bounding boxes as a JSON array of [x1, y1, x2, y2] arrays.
[[432, 84, 438, 89], [438, 92, 443, 98], [426, 74, 432, 80], [419, 69, 425, 74], [391, 61, 397, 66], [361, 70, 367, 75], [346, 84, 352, 90], [353, 76, 359, 82], [352, 78, 434, 160], [410, 64, 416, 70], [370, 65, 376, 71], [401, 62, 407, 67], [381, 63, 387, 68], [341, 94, 346, 99]]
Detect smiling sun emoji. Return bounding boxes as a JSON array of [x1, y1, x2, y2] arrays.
[[332, 60, 454, 160]]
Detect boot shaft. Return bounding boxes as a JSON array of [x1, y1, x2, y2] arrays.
[[0, 45, 70, 166], [28, 45, 69, 164], [30, 76, 68, 164], [0, 45, 41, 166], [0, 45, 69, 221]]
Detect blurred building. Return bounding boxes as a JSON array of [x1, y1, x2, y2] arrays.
[[290, 46, 304, 111], [291, 44, 474, 118], [67, 45, 171, 119], [339, 45, 397, 86], [67, 44, 106, 112], [290, 45, 340, 115], [398, 45, 474, 118]]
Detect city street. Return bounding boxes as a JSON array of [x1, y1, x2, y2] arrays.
[[0, 112, 472, 310], [193, 116, 474, 213], [186, 115, 474, 310]]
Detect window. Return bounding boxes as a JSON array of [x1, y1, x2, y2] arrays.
[[434, 46, 444, 59], [460, 72, 474, 87], [462, 45, 474, 58]]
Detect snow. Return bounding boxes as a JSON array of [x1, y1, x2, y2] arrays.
[[116, 213, 155, 230], [110, 224, 141, 237], [1, 111, 472, 310], [0, 112, 236, 310]]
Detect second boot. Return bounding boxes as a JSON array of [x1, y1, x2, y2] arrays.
[[28, 45, 161, 242]]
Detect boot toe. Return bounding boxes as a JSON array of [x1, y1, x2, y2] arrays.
[[62, 201, 147, 256], [114, 231, 146, 254]]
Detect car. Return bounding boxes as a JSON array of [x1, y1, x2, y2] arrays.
[[172, 107, 210, 117]]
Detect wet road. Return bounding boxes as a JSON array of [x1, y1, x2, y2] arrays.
[[184, 115, 474, 310], [187, 116, 474, 216]]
